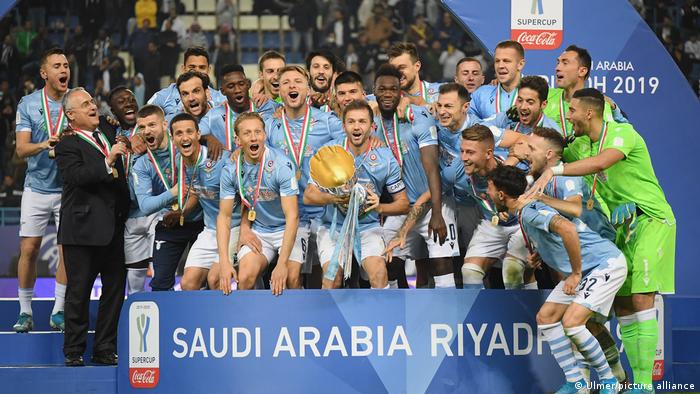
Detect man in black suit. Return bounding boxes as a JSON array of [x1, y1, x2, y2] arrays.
[[55, 87, 130, 366]]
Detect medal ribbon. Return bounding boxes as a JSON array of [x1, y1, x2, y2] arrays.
[[177, 146, 204, 211], [517, 209, 534, 253], [236, 148, 266, 211], [418, 80, 429, 102], [281, 106, 311, 170], [469, 175, 499, 219], [559, 93, 573, 139], [379, 113, 403, 167], [146, 134, 176, 189], [589, 122, 609, 203], [73, 128, 111, 157], [41, 88, 67, 138], [495, 83, 518, 114]]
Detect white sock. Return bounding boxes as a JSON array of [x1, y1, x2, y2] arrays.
[[127, 268, 149, 295], [52, 283, 66, 314], [372, 284, 391, 289], [18, 288, 34, 315], [388, 280, 398, 289], [574, 348, 592, 383], [539, 322, 584, 383], [522, 281, 539, 290], [565, 325, 615, 380], [433, 273, 455, 288]]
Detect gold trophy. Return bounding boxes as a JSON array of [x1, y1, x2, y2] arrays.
[[310, 145, 365, 215]]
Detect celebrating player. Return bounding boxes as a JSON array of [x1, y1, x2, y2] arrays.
[[264, 65, 345, 289], [252, 50, 286, 105], [543, 45, 627, 139], [107, 87, 158, 294], [132, 105, 204, 292], [388, 42, 443, 104], [305, 100, 409, 289], [488, 165, 625, 394], [13, 48, 70, 332], [174, 71, 224, 159], [199, 64, 278, 150], [529, 88, 676, 392], [333, 71, 367, 116], [454, 57, 485, 94], [169, 113, 231, 291], [373, 64, 454, 288], [147, 47, 225, 119], [306, 50, 339, 112], [218, 112, 299, 296], [469, 40, 525, 120], [458, 125, 533, 289]]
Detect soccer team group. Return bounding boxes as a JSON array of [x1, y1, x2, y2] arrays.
[[14, 38, 675, 392]]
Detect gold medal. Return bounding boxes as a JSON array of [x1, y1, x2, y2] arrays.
[[179, 215, 184, 226], [491, 215, 499, 226], [48, 148, 56, 159], [171, 203, 179, 211], [296, 169, 301, 180], [248, 209, 256, 222], [112, 167, 118, 178], [586, 199, 595, 211]]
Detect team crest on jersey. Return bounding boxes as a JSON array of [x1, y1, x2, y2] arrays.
[[401, 142, 409, 154], [596, 171, 608, 182], [265, 159, 274, 173], [204, 159, 214, 171], [369, 153, 377, 161], [259, 189, 279, 201]]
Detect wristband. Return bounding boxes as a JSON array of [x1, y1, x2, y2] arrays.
[[551, 162, 565, 176]]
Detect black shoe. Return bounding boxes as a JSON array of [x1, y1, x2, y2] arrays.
[[91, 352, 118, 365], [64, 353, 85, 367]]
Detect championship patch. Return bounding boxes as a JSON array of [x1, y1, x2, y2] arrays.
[[429, 125, 438, 139], [289, 175, 298, 190], [538, 209, 553, 217], [612, 137, 624, 147]]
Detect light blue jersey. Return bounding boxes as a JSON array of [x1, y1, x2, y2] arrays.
[[543, 174, 616, 242], [519, 201, 622, 276], [220, 147, 298, 233], [481, 111, 562, 163], [115, 125, 148, 219], [178, 146, 231, 230], [469, 84, 518, 120], [465, 168, 518, 226], [132, 145, 203, 222], [199, 100, 279, 146], [437, 115, 479, 205], [374, 105, 437, 203], [367, 80, 442, 104], [15, 89, 63, 194], [147, 83, 226, 122], [318, 141, 404, 232], [265, 105, 345, 223]]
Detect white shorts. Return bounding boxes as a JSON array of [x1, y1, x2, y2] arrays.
[[20, 188, 61, 237], [464, 220, 529, 262], [185, 226, 240, 269], [238, 224, 308, 265], [317, 225, 385, 265], [124, 213, 159, 264], [546, 253, 628, 319]]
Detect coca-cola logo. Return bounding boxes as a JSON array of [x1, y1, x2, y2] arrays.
[[516, 31, 558, 47], [652, 360, 664, 380], [130, 368, 160, 388]]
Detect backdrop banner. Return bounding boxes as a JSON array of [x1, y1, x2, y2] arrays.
[[117, 290, 672, 393]]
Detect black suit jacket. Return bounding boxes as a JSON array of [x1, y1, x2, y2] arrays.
[[55, 117, 129, 246]]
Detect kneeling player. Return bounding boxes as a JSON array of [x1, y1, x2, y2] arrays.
[[488, 165, 625, 394], [218, 112, 299, 296], [304, 100, 409, 288]]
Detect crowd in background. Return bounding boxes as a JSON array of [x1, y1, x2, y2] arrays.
[[0, 0, 698, 207]]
